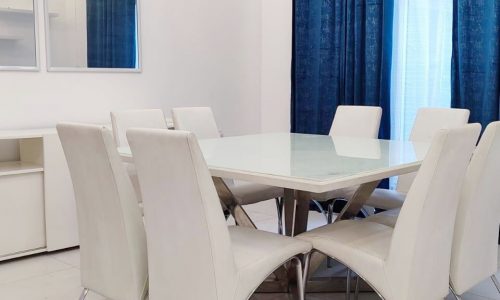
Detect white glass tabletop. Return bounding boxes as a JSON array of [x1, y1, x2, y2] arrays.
[[118, 133, 429, 193]]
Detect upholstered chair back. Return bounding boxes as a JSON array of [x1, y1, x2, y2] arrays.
[[386, 124, 480, 300], [450, 121, 500, 294], [127, 129, 237, 300], [409, 108, 470, 142], [57, 123, 148, 300], [111, 109, 167, 147], [329, 105, 382, 138], [172, 107, 221, 139], [397, 108, 470, 193]]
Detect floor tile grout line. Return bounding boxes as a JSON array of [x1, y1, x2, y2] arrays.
[[0, 260, 74, 286], [50, 256, 80, 268]]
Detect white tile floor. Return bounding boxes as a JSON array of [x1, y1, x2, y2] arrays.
[[0, 199, 498, 299]]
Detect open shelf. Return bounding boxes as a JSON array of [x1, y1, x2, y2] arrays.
[[0, 7, 59, 17], [0, 34, 23, 41], [0, 161, 43, 177], [0, 7, 34, 15]]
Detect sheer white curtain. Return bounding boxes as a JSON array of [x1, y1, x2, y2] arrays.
[[390, 0, 453, 141]]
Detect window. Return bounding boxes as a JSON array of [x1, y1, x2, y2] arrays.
[[390, 0, 453, 141]]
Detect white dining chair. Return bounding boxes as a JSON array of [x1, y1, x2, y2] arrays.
[[449, 122, 500, 298], [329, 105, 382, 138], [111, 109, 168, 204], [172, 107, 286, 233], [111, 109, 168, 147], [363, 108, 470, 210], [361, 122, 500, 299], [450, 122, 500, 299], [298, 124, 481, 300], [57, 123, 148, 300], [171, 106, 220, 139], [311, 105, 382, 221], [126, 128, 311, 300]]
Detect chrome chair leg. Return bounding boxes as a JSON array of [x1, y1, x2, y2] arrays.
[[326, 201, 336, 268], [359, 207, 370, 218], [327, 201, 335, 224], [302, 252, 312, 289], [293, 257, 305, 300], [312, 200, 328, 219], [346, 268, 351, 300], [492, 275, 500, 293], [354, 274, 360, 300], [275, 197, 284, 235], [449, 283, 461, 300], [328, 198, 350, 222], [79, 288, 89, 300]]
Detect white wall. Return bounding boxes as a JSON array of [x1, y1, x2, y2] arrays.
[[0, 0, 292, 136], [260, 0, 292, 133]]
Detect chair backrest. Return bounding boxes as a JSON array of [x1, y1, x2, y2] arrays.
[[409, 108, 470, 142], [450, 121, 500, 294], [386, 124, 481, 300], [57, 123, 147, 300], [111, 109, 167, 147], [329, 105, 382, 138], [172, 107, 221, 139], [127, 128, 237, 300], [397, 108, 470, 193]]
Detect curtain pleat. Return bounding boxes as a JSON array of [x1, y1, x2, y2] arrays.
[[451, 0, 500, 129], [292, 0, 394, 139]]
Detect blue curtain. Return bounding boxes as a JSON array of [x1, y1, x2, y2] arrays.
[[87, 0, 137, 68], [451, 0, 500, 129], [292, 0, 394, 139]]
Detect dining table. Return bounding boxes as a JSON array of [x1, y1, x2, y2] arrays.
[[118, 132, 429, 293]]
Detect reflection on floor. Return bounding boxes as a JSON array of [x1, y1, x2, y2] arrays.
[[0, 199, 498, 299]]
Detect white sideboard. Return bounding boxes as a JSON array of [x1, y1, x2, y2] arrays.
[[0, 129, 79, 260]]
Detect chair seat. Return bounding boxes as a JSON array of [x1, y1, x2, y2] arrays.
[[363, 208, 400, 228], [365, 188, 406, 210], [297, 220, 394, 298], [311, 186, 358, 201], [229, 226, 311, 299], [311, 187, 405, 212], [230, 182, 284, 205]]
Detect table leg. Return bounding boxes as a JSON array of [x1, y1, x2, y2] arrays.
[[336, 180, 381, 222], [212, 177, 255, 228], [284, 189, 310, 237]]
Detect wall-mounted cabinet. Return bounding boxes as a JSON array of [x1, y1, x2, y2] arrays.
[[0, 129, 79, 260]]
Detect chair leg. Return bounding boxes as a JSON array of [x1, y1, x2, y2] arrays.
[[492, 275, 500, 293], [302, 252, 312, 290], [312, 200, 328, 219], [327, 201, 335, 224], [292, 257, 305, 300], [326, 201, 336, 268], [275, 197, 284, 235], [346, 269, 351, 300], [79, 288, 89, 300], [354, 275, 360, 300], [449, 283, 461, 300], [359, 207, 370, 218]]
